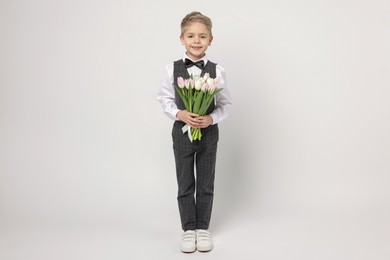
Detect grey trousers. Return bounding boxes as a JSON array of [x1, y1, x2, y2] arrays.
[[172, 121, 219, 231]]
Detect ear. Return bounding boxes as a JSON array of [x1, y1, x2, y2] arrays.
[[180, 35, 185, 45], [208, 36, 213, 46]]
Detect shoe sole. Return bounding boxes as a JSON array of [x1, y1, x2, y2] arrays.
[[180, 246, 196, 253], [181, 249, 196, 253], [197, 245, 213, 252]]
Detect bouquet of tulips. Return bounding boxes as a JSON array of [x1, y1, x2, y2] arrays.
[[175, 73, 223, 141]]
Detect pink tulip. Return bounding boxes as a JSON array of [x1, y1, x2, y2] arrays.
[[177, 77, 185, 88], [201, 83, 208, 92], [214, 78, 221, 88], [189, 79, 195, 88], [184, 79, 190, 89], [208, 84, 216, 93]]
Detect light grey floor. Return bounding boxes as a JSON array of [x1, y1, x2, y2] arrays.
[[1, 205, 389, 260]]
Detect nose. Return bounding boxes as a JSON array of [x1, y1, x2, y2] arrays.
[[194, 36, 200, 43]]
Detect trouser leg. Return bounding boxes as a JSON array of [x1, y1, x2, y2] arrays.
[[195, 125, 219, 230], [173, 122, 196, 231]]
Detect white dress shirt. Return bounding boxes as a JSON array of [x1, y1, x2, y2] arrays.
[[157, 54, 232, 125]]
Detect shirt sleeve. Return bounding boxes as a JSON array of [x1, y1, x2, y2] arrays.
[[157, 64, 180, 121], [208, 65, 233, 124]]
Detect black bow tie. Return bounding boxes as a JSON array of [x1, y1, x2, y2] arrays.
[[184, 58, 205, 70]]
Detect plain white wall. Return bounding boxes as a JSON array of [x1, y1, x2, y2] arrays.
[[1, 0, 389, 231]]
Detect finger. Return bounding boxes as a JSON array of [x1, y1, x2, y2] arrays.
[[188, 117, 196, 123], [188, 112, 199, 117], [189, 119, 200, 126], [190, 117, 200, 124], [189, 122, 198, 128]]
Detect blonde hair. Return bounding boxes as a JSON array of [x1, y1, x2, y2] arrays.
[[180, 11, 213, 36]]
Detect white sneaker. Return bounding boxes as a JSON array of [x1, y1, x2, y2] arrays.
[[180, 230, 196, 253], [196, 229, 213, 252]]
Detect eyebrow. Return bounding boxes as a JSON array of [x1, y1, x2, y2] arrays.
[[186, 32, 208, 36]]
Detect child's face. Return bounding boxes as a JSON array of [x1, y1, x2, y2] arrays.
[[180, 22, 213, 61]]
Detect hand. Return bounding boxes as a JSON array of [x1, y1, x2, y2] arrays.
[[176, 110, 200, 128], [196, 115, 213, 128], [176, 111, 213, 128]]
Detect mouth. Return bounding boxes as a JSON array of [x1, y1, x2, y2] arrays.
[[191, 46, 202, 51]]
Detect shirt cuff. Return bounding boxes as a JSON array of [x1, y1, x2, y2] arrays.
[[209, 113, 217, 125], [172, 108, 181, 120]]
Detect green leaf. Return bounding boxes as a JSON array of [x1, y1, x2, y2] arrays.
[[175, 86, 190, 111], [213, 88, 223, 95], [198, 93, 213, 115], [188, 85, 193, 112], [192, 91, 203, 114]]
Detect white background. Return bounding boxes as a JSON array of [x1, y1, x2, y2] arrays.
[[1, 0, 389, 259]]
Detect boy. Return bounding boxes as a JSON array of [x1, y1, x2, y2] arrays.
[[157, 11, 232, 253]]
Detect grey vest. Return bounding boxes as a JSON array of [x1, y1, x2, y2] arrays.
[[173, 59, 217, 115]]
